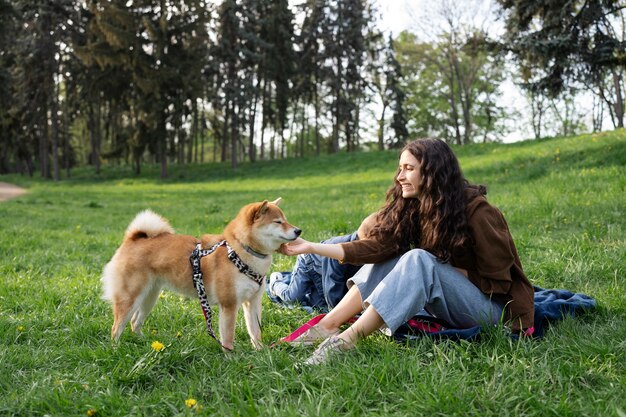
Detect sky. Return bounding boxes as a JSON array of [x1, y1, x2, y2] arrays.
[[376, 0, 418, 35]]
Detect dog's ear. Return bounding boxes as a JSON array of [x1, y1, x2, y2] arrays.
[[271, 197, 282, 206], [253, 200, 270, 221]]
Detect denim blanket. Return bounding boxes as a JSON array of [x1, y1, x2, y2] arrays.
[[394, 286, 597, 342]]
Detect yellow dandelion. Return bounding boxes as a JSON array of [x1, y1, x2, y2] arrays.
[[86, 409, 97, 417], [151, 341, 165, 352], [17, 325, 25, 332], [185, 398, 197, 409]]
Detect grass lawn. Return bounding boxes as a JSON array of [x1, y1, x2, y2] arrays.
[[1, 130, 625, 416]]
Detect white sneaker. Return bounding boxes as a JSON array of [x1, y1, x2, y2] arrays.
[[302, 336, 354, 366], [268, 272, 283, 297]]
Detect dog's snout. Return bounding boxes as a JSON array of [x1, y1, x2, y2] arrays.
[[294, 228, 302, 237]]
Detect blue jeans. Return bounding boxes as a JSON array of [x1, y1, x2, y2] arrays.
[[268, 232, 362, 310], [348, 249, 505, 334]]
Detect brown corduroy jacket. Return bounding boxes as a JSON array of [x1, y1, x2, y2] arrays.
[[341, 188, 535, 331]]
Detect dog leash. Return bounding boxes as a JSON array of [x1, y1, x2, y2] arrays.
[[189, 241, 266, 350]]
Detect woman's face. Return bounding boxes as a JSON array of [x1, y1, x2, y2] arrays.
[[396, 150, 421, 198]]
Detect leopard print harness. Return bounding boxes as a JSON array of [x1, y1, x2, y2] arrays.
[[189, 240, 265, 349]]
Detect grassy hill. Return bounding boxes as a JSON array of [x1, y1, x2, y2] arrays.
[[1, 130, 624, 416]]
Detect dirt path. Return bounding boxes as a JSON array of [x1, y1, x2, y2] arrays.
[[0, 182, 27, 202]]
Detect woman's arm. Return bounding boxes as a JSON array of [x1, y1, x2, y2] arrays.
[[280, 212, 378, 261], [280, 238, 346, 261]]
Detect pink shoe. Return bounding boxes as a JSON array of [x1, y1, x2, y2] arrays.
[[280, 314, 339, 346]]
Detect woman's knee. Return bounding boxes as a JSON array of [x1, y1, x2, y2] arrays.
[[399, 248, 437, 267]]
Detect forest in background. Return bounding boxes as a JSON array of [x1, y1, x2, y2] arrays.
[[0, 0, 624, 179]]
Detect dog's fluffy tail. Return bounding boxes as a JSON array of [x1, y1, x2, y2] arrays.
[[124, 210, 174, 241], [102, 210, 173, 303]]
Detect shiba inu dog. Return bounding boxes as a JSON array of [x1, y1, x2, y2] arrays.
[[102, 198, 301, 350]]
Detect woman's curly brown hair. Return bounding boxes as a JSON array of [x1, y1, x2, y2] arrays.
[[368, 138, 484, 262]]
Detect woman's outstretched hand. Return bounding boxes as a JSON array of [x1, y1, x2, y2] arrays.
[[279, 237, 312, 256]]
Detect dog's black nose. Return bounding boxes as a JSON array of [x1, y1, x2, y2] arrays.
[[294, 228, 302, 236]]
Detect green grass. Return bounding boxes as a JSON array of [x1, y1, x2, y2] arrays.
[[1, 130, 625, 416]]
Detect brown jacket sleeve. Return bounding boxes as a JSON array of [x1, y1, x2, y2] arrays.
[[465, 198, 534, 331], [466, 201, 516, 294], [338, 212, 400, 265], [340, 237, 399, 265]]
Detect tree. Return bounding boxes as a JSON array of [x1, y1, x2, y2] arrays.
[[395, 27, 507, 144], [385, 35, 409, 148], [9, 0, 75, 180], [319, 0, 377, 152], [1, 0, 432, 176], [296, 0, 329, 156], [370, 33, 408, 150], [497, 0, 626, 127], [392, 0, 509, 145], [74, 1, 136, 174], [593, 67, 625, 129], [257, 0, 296, 159], [75, 0, 211, 177], [214, 0, 243, 168], [0, 0, 17, 173], [548, 92, 587, 137], [524, 87, 548, 139]]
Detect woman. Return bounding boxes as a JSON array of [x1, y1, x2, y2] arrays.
[[281, 138, 535, 365]]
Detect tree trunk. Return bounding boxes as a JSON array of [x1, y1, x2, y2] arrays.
[[222, 100, 230, 163], [449, 85, 462, 146], [355, 94, 361, 150], [39, 114, 49, 178], [178, 128, 186, 165], [260, 113, 266, 160], [260, 78, 268, 160], [300, 101, 306, 157], [63, 91, 70, 178], [96, 102, 102, 173], [452, 56, 473, 145], [50, 82, 60, 181], [249, 80, 259, 163], [289, 101, 298, 157], [88, 102, 100, 174], [189, 100, 197, 164], [314, 77, 320, 156], [377, 101, 387, 151], [613, 70, 624, 128], [529, 91, 544, 139], [332, 64, 341, 153], [231, 104, 238, 169], [158, 107, 168, 179], [200, 108, 206, 163]]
